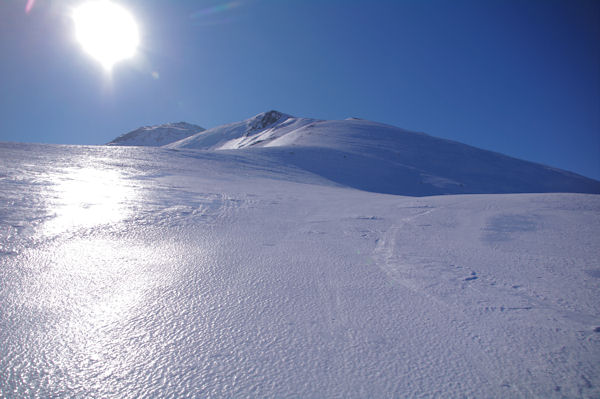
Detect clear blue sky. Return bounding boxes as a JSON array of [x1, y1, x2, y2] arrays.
[[1, 0, 599, 179]]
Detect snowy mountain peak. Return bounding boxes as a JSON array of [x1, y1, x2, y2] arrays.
[[107, 122, 205, 147], [108, 112, 600, 195], [245, 110, 289, 134], [160, 111, 315, 151], [164, 113, 599, 195]]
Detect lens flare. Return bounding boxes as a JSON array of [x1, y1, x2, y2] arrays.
[[190, 0, 242, 19], [25, 0, 36, 13]]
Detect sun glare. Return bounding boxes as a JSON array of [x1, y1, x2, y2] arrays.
[[73, 1, 139, 70]]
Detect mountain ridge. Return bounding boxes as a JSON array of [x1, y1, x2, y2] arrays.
[[107, 121, 205, 147], [107, 111, 600, 196]]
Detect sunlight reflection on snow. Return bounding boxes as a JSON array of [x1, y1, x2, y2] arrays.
[[31, 166, 152, 389], [28, 237, 171, 395], [42, 167, 135, 236]]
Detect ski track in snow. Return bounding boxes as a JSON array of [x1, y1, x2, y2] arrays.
[[372, 199, 600, 398], [0, 142, 599, 398]]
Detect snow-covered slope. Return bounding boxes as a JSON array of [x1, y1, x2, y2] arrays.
[[161, 111, 600, 196], [1, 142, 599, 398], [165, 110, 316, 150], [107, 121, 204, 146]]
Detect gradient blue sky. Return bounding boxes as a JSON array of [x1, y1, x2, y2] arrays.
[[1, 0, 599, 179]]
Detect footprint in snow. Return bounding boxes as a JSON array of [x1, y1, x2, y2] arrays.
[[464, 271, 478, 281]]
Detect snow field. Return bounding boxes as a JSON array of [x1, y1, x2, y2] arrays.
[[1, 143, 599, 397]]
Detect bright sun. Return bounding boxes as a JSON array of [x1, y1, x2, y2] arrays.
[[73, 1, 139, 70]]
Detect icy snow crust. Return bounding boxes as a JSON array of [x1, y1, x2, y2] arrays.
[[1, 140, 599, 398], [107, 121, 205, 147]]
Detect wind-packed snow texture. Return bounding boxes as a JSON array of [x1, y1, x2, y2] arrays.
[[1, 114, 599, 397], [107, 121, 205, 147]]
